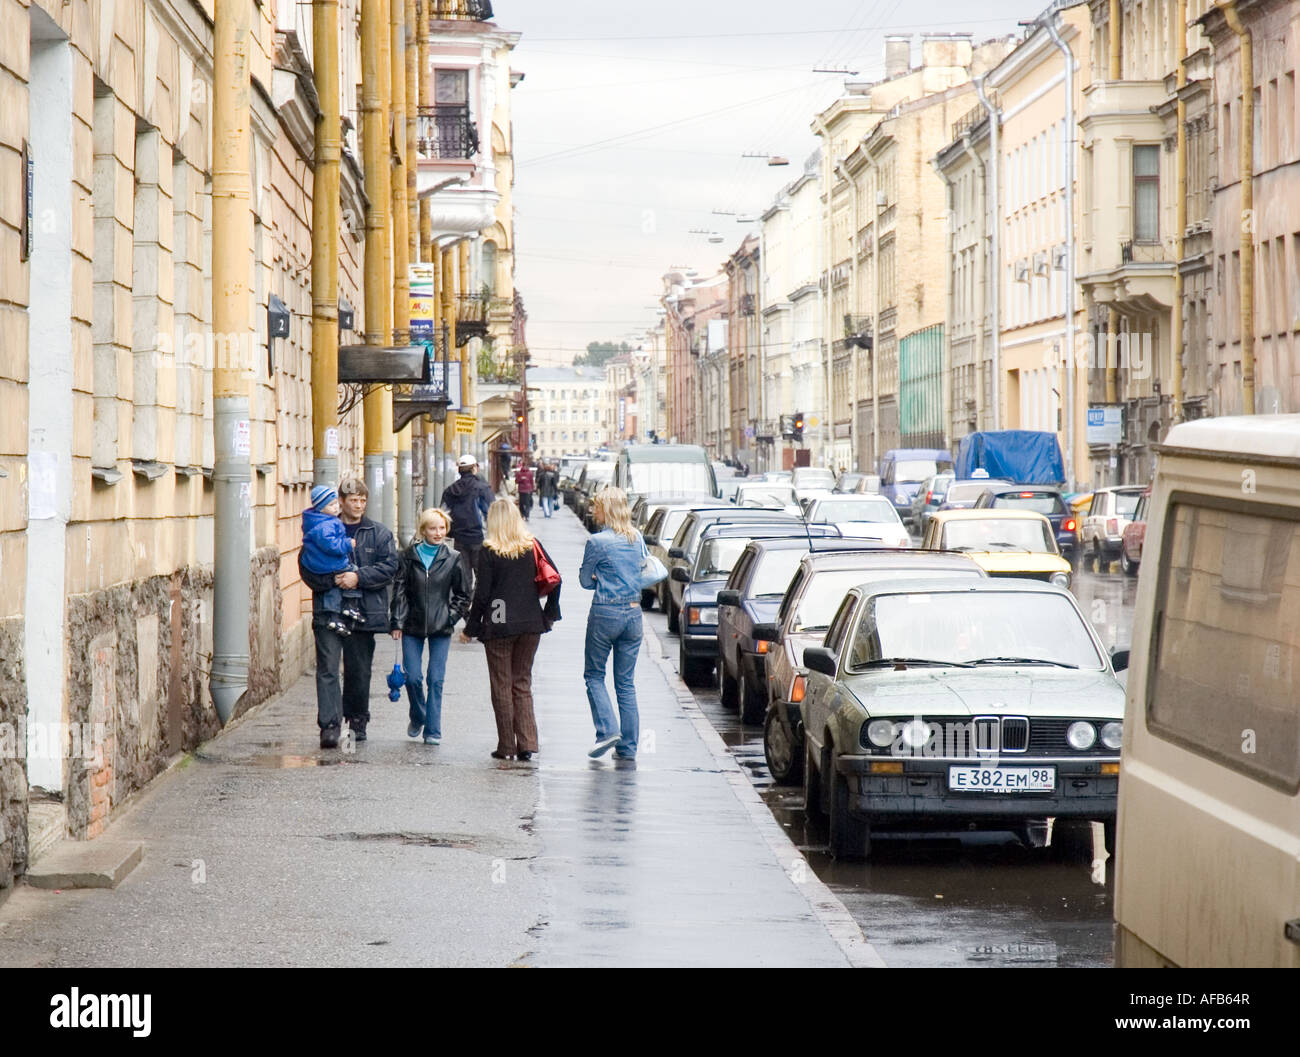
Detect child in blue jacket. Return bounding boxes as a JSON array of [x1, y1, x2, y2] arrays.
[[301, 484, 363, 633]]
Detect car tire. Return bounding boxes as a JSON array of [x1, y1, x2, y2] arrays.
[[679, 638, 713, 688], [667, 597, 680, 635], [719, 660, 740, 710], [802, 743, 823, 819], [740, 671, 766, 726], [764, 706, 803, 785], [829, 772, 871, 860], [1120, 548, 1138, 577], [640, 588, 656, 611]]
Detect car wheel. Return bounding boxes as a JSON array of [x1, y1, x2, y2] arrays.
[[1120, 548, 1138, 577], [802, 743, 823, 819], [678, 638, 713, 688], [829, 772, 871, 860], [666, 597, 680, 635], [719, 660, 740, 710], [764, 707, 803, 785], [640, 588, 656, 611], [740, 672, 766, 725]]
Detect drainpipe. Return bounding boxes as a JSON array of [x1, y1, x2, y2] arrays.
[[939, 161, 956, 450], [871, 166, 880, 466], [210, 0, 252, 725], [1172, 0, 1187, 423], [963, 134, 987, 429], [813, 116, 833, 468], [441, 244, 457, 480], [418, 2, 432, 262], [1222, 1, 1254, 413], [836, 162, 860, 471], [458, 239, 471, 464], [362, 0, 393, 519], [1043, 15, 1077, 491], [974, 75, 1000, 430], [311, 0, 340, 488], [1109, 0, 1121, 79], [405, 0, 421, 515], [392, 0, 413, 542]]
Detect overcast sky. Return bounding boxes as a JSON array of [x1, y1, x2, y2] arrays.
[[504, 0, 1040, 365]]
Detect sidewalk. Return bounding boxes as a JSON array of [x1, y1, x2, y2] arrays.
[[0, 508, 874, 968]]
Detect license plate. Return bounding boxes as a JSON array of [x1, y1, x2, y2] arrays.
[[947, 766, 1056, 793]]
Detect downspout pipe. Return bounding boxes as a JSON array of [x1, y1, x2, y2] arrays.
[[813, 117, 834, 468], [836, 162, 860, 471], [974, 75, 1000, 431], [210, 0, 253, 726], [1222, 1, 1254, 413], [311, 0, 341, 488], [1172, 0, 1187, 422], [1043, 16, 1077, 491], [962, 134, 987, 430]]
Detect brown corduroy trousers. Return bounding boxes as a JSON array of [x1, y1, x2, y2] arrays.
[[483, 633, 541, 755]]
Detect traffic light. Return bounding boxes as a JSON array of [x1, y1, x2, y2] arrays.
[[792, 411, 805, 438], [515, 412, 525, 426]]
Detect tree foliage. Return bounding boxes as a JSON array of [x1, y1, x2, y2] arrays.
[[572, 341, 631, 368]]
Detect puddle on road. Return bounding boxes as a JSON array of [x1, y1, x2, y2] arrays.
[[320, 831, 476, 849]]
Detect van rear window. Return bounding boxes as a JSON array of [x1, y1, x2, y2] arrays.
[[1148, 498, 1300, 792]]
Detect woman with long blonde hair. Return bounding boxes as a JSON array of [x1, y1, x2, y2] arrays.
[[579, 486, 647, 760], [461, 499, 561, 760]]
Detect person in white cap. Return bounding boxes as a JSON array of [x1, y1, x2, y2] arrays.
[[441, 454, 495, 590]]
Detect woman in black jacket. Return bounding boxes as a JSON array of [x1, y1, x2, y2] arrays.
[[391, 508, 470, 745], [460, 499, 561, 760]]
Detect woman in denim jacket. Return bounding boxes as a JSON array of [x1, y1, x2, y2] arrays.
[[580, 487, 646, 760]]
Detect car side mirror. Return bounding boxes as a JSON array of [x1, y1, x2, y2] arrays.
[[668, 547, 684, 560], [753, 622, 779, 642], [803, 646, 837, 677], [716, 589, 741, 608], [643, 535, 658, 547], [1110, 647, 1130, 672], [671, 566, 690, 583]]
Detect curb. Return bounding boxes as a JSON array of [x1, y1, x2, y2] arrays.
[[642, 622, 886, 969]]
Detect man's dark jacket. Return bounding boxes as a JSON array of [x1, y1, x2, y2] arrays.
[[390, 542, 470, 637], [537, 469, 559, 499], [298, 515, 398, 633], [441, 472, 494, 545]]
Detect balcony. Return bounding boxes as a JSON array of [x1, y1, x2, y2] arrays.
[[418, 106, 479, 161], [739, 293, 756, 317], [455, 293, 490, 346], [429, 0, 494, 21], [1120, 240, 1167, 264]]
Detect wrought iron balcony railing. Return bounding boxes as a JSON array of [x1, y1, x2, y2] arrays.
[[417, 106, 479, 160], [429, 0, 494, 22], [739, 293, 756, 317], [1120, 239, 1167, 264]]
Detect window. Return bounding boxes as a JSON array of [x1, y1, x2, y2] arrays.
[[1148, 498, 1300, 792], [1133, 145, 1160, 242]]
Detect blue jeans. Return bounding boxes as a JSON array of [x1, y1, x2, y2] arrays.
[[403, 632, 452, 738], [584, 602, 643, 756], [541, 495, 556, 517]]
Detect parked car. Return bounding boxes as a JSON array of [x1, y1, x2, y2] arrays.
[[715, 538, 869, 724], [802, 494, 911, 547], [632, 492, 708, 532], [574, 459, 615, 530], [800, 578, 1125, 858], [791, 466, 836, 495], [1118, 490, 1150, 576], [759, 550, 986, 785], [640, 501, 722, 611], [878, 448, 955, 515], [972, 484, 1079, 561], [835, 472, 866, 493], [672, 522, 838, 686], [613, 443, 716, 508], [1079, 485, 1146, 570], [733, 481, 800, 514], [934, 476, 1013, 515], [852, 472, 882, 495], [907, 472, 954, 533], [920, 509, 1072, 589]]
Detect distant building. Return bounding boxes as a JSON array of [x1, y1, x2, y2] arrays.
[[528, 366, 614, 459]]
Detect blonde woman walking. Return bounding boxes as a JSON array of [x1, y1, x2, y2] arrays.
[[461, 499, 561, 760], [580, 487, 646, 760]]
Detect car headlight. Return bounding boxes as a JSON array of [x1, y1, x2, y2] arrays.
[[688, 606, 718, 626], [1100, 721, 1123, 750], [866, 719, 895, 748], [900, 718, 932, 750], [1066, 721, 1097, 750], [1050, 571, 1071, 589], [894, 494, 908, 505]]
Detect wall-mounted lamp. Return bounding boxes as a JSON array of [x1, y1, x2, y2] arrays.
[[267, 293, 290, 373], [339, 296, 355, 332]]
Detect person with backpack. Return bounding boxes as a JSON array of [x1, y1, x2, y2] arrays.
[[390, 508, 469, 745], [460, 499, 561, 761], [440, 454, 494, 591]]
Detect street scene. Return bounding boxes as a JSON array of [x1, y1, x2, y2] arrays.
[[1, 0, 1299, 1000]]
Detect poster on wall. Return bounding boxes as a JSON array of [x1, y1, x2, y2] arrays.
[[410, 264, 436, 343]]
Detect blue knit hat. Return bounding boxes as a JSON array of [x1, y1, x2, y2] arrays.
[[311, 484, 338, 511]]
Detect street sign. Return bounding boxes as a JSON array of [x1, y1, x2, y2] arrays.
[[1086, 406, 1122, 445], [455, 413, 476, 435]]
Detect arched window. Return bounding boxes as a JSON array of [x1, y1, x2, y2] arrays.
[[481, 240, 497, 295]]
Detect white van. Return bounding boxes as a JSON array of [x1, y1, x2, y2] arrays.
[[1114, 414, 1300, 968]]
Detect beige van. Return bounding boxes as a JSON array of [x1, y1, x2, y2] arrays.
[[1114, 414, 1300, 967]]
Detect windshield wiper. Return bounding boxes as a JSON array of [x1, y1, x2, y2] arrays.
[[970, 656, 1079, 669], [861, 657, 975, 669]]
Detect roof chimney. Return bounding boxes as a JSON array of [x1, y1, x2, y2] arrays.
[[884, 35, 911, 79], [921, 32, 973, 70]]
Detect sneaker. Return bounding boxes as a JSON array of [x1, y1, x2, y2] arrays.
[[407, 722, 422, 739], [588, 734, 621, 759], [516, 750, 533, 761], [320, 726, 340, 749], [325, 616, 352, 637], [350, 723, 367, 742], [341, 605, 363, 623], [423, 736, 441, 745]]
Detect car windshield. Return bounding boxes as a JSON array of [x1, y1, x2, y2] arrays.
[[660, 509, 689, 543], [942, 518, 1055, 553], [947, 482, 998, 503], [791, 566, 980, 633], [696, 537, 752, 579], [585, 463, 614, 486], [991, 491, 1065, 516], [629, 462, 714, 497], [894, 459, 952, 483], [847, 591, 1103, 670], [750, 549, 807, 597], [736, 485, 795, 507], [1115, 491, 1143, 518], [792, 469, 836, 489], [811, 499, 901, 525]]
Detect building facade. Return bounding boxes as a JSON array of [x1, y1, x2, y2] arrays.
[[528, 366, 613, 460]]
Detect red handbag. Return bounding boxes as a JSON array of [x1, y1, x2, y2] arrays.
[[533, 539, 561, 596]]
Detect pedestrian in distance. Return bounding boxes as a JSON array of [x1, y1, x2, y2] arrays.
[[516, 460, 536, 521], [299, 485, 363, 634], [537, 462, 559, 518], [441, 453, 495, 593], [580, 486, 646, 760], [298, 478, 398, 748], [390, 508, 470, 745], [460, 499, 561, 761]]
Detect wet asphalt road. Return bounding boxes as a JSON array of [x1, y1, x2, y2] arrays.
[[650, 560, 1139, 969]]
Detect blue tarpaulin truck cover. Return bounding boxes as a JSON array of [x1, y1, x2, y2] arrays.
[[955, 430, 1066, 484]]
